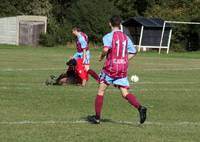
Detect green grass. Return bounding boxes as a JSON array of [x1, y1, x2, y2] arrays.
[[0, 45, 200, 142]]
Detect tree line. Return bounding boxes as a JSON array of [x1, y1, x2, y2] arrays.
[[0, 0, 199, 51]]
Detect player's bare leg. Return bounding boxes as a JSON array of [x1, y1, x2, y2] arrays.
[[120, 87, 147, 124], [84, 65, 90, 71], [97, 82, 108, 96], [81, 79, 87, 86], [88, 83, 108, 124], [120, 87, 129, 97], [58, 77, 68, 85]]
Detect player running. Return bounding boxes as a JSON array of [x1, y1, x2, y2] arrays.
[[87, 15, 147, 124]]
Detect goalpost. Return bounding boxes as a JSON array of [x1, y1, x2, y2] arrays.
[[159, 21, 200, 54]]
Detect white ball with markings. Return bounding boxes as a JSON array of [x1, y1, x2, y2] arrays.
[[131, 75, 139, 82]]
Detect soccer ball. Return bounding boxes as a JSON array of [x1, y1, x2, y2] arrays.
[[130, 75, 139, 82]]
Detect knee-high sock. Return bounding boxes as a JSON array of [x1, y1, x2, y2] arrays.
[[88, 69, 100, 83], [125, 94, 140, 109], [95, 95, 104, 119]]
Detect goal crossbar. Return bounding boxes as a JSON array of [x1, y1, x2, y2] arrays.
[[159, 21, 200, 54]]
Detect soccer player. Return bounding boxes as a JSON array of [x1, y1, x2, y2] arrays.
[[87, 15, 147, 124], [46, 58, 89, 86], [72, 27, 99, 83], [72, 27, 90, 71]]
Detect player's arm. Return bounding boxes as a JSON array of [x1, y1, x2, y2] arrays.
[[127, 37, 137, 60], [99, 47, 109, 61], [128, 53, 136, 60], [99, 34, 111, 61], [83, 49, 86, 64]]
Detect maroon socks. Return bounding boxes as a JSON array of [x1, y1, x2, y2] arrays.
[[94, 93, 140, 119], [125, 94, 140, 109], [87, 69, 100, 83], [95, 95, 104, 119]]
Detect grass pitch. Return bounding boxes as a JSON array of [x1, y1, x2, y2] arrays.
[[0, 45, 200, 142]]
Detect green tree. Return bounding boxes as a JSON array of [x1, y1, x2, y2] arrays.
[[38, 0, 74, 46], [67, 0, 120, 42], [28, 0, 52, 16], [112, 0, 155, 18], [145, 0, 200, 51], [0, 0, 52, 16], [50, 0, 72, 23], [0, 0, 23, 16], [113, 0, 137, 18]]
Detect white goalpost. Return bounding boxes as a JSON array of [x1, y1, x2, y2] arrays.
[[159, 21, 200, 54]]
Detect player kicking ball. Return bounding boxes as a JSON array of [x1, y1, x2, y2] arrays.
[[87, 15, 147, 124]]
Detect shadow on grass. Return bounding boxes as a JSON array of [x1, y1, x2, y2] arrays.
[[81, 116, 144, 127]]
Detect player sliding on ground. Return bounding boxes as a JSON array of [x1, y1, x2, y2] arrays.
[[45, 58, 99, 86], [87, 15, 147, 124], [45, 58, 87, 86]]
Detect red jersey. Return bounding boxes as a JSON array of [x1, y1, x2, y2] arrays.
[[103, 31, 128, 78]]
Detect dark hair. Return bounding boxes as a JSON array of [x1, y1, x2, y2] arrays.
[[72, 27, 81, 32], [66, 58, 77, 66], [110, 15, 122, 27]]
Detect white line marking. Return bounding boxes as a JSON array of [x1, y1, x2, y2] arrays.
[[136, 82, 200, 85], [0, 68, 63, 71], [138, 89, 200, 92], [1, 81, 200, 92], [0, 86, 31, 90], [0, 67, 200, 72], [0, 120, 199, 126], [1, 87, 200, 92], [144, 68, 200, 71], [0, 81, 198, 86], [142, 63, 200, 66]]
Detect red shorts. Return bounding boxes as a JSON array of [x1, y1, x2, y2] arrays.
[[76, 59, 88, 81]]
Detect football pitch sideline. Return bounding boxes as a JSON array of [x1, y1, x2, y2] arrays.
[[0, 45, 200, 142]]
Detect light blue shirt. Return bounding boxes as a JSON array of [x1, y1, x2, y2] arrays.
[[103, 31, 137, 54], [77, 33, 87, 49]]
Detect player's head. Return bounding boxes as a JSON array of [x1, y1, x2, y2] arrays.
[[66, 58, 77, 66], [72, 27, 81, 36], [109, 15, 122, 28]]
